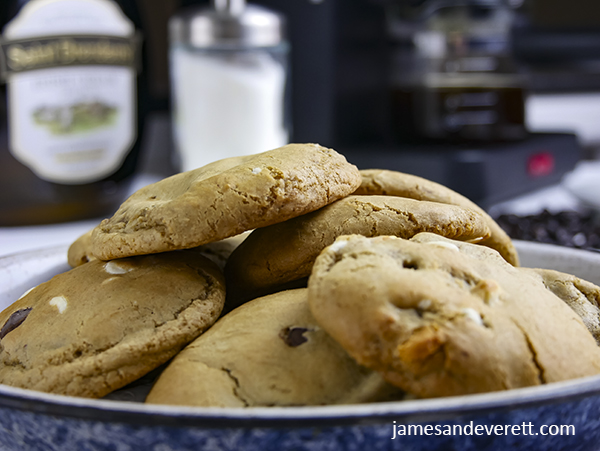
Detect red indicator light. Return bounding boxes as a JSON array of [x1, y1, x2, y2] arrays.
[[527, 152, 555, 177]]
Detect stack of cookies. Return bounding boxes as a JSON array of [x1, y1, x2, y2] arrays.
[[2, 143, 600, 406]]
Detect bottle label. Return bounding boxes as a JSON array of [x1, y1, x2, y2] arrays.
[[2, 35, 137, 73], [0, 0, 139, 184]]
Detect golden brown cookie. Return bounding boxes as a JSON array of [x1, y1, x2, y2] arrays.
[[225, 195, 491, 307], [0, 251, 225, 398], [356, 169, 519, 265], [67, 229, 96, 267], [308, 233, 600, 399], [90, 144, 361, 260], [521, 267, 600, 344], [69, 229, 248, 272], [146, 289, 404, 407], [188, 232, 250, 271]]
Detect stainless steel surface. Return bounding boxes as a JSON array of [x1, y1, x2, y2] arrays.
[[169, 0, 285, 48]]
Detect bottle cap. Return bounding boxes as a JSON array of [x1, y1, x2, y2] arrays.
[[169, 0, 285, 48]]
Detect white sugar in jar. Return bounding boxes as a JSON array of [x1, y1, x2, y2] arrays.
[[169, 0, 290, 172]]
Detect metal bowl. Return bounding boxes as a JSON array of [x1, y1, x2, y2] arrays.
[[1, 241, 599, 451]]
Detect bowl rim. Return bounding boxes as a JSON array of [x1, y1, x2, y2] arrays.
[[1, 373, 600, 428]]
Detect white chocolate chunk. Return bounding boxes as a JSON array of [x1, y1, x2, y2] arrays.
[[49, 296, 68, 314], [105, 261, 132, 275], [462, 307, 484, 326], [18, 286, 36, 300], [427, 241, 460, 252], [329, 239, 348, 253], [418, 299, 432, 310], [252, 167, 262, 174]]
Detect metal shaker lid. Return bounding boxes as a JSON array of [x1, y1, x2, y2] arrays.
[[169, 0, 285, 48]]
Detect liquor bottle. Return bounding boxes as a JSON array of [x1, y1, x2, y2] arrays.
[[0, 0, 147, 226]]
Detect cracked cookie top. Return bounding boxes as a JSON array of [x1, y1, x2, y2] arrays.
[[0, 250, 225, 398], [225, 195, 492, 308], [307, 233, 600, 399], [521, 267, 600, 345], [89, 143, 362, 260], [145, 288, 405, 407]]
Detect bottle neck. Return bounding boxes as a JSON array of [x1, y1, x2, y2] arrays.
[[212, 0, 246, 16]]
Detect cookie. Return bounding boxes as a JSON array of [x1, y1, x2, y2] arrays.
[[521, 267, 600, 344], [0, 251, 225, 398], [307, 233, 600, 399], [188, 232, 250, 271], [90, 144, 361, 260], [225, 195, 491, 306], [146, 288, 404, 407], [69, 229, 248, 272], [67, 229, 96, 267], [356, 169, 519, 266]]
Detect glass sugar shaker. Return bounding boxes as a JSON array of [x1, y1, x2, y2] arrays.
[[169, 0, 290, 172]]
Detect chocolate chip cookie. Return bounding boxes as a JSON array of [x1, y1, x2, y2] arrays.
[[67, 229, 96, 267], [308, 233, 600, 399], [146, 288, 404, 407], [70, 229, 248, 272], [356, 169, 519, 265], [90, 144, 361, 260], [0, 251, 225, 398], [225, 195, 491, 306], [521, 267, 600, 344]]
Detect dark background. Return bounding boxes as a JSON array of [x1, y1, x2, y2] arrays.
[[131, 0, 600, 147]]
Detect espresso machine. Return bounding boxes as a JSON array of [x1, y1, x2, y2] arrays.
[[247, 0, 598, 208]]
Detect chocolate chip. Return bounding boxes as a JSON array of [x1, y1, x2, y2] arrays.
[[495, 210, 600, 250], [0, 308, 32, 341], [279, 327, 309, 347]]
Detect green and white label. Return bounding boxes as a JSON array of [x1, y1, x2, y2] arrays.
[[1, 0, 138, 184]]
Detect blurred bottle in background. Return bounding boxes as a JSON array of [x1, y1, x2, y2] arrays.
[[390, 0, 528, 143], [0, 0, 147, 226], [169, 0, 290, 172]]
